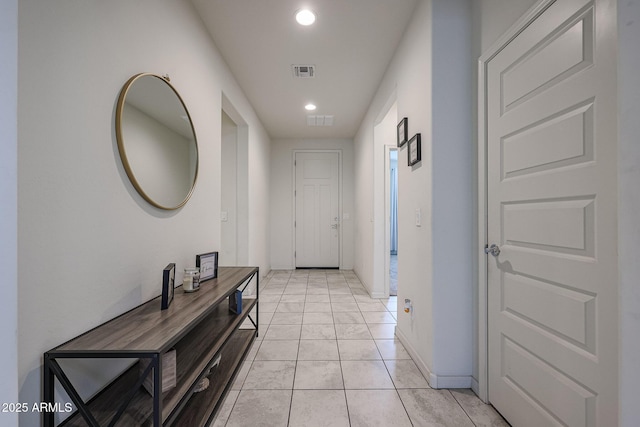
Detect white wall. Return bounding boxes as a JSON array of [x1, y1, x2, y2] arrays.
[[17, 0, 271, 424], [430, 0, 473, 382], [353, 119, 376, 289], [270, 139, 355, 270], [617, 1, 640, 424], [354, 0, 473, 386], [355, 0, 435, 377], [0, 0, 18, 425]]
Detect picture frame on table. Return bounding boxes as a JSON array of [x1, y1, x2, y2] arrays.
[[408, 133, 422, 166], [161, 263, 176, 310], [196, 251, 218, 282], [397, 117, 408, 147]]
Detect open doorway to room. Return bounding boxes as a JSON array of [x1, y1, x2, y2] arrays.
[[388, 148, 398, 296], [221, 95, 249, 267], [220, 110, 238, 265]]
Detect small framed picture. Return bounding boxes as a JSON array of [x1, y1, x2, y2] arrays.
[[196, 251, 218, 282], [161, 263, 176, 310], [408, 133, 421, 166], [397, 117, 408, 147]]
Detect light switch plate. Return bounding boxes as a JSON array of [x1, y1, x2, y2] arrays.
[[415, 208, 421, 227], [221, 211, 228, 222]]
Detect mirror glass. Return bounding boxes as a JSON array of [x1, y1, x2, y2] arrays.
[[116, 73, 198, 210]]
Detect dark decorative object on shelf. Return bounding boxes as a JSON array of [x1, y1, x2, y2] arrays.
[[196, 251, 218, 281], [229, 290, 243, 314], [397, 117, 408, 147], [161, 263, 176, 310], [408, 133, 422, 166]]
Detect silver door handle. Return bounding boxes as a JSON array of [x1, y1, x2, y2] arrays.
[[331, 224, 339, 229], [484, 244, 500, 257]]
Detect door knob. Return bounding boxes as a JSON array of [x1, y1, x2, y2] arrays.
[[484, 244, 500, 257]]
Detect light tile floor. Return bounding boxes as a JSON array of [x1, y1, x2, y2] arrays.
[[211, 270, 509, 427]]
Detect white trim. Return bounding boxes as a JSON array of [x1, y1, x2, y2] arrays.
[[394, 327, 433, 385], [270, 264, 294, 271], [383, 145, 398, 298], [433, 376, 474, 390], [369, 291, 387, 299], [395, 327, 472, 389], [292, 149, 343, 269], [471, 377, 480, 396], [477, 0, 557, 405]]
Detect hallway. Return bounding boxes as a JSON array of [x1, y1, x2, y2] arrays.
[[211, 270, 507, 426]]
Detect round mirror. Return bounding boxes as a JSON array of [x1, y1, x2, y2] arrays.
[[116, 73, 199, 210]]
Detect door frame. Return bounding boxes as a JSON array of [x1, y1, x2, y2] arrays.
[[477, 0, 556, 404], [384, 145, 398, 297], [292, 149, 343, 269]]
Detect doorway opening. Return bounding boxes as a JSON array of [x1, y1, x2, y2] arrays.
[[388, 149, 398, 296], [221, 95, 249, 266]]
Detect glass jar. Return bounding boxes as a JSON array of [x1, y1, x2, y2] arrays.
[[183, 267, 200, 292]]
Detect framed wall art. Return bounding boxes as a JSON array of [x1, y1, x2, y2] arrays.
[[196, 251, 218, 282], [161, 263, 176, 310], [397, 117, 408, 147], [408, 133, 421, 166]]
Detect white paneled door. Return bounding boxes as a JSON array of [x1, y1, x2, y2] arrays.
[[486, 0, 618, 426], [295, 152, 340, 268]]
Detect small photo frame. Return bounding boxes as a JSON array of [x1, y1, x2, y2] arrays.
[[408, 133, 421, 166], [196, 251, 218, 282], [397, 117, 408, 147], [161, 263, 176, 310]]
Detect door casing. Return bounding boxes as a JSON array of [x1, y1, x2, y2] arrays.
[[477, 0, 562, 403]]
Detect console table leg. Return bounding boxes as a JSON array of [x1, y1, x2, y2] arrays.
[[43, 355, 54, 427]]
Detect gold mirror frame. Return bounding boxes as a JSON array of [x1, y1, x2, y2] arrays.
[[115, 73, 199, 210]]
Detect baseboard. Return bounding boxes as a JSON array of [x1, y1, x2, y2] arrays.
[[394, 327, 435, 387], [471, 377, 480, 396], [395, 326, 473, 389], [434, 375, 473, 389], [370, 291, 387, 299], [270, 266, 294, 271]]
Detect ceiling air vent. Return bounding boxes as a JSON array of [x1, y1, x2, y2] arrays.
[[307, 115, 334, 126], [292, 64, 316, 78]]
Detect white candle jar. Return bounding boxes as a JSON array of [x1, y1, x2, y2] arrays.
[[183, 267, 200, 292]]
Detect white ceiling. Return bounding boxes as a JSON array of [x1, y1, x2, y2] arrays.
[[191, 0, 418, 139]]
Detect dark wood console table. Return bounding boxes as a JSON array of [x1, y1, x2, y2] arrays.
[[43, 267, 259, 427]]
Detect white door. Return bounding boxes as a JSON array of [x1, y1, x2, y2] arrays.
[[486, 1, 618, 426], [295, 152, 340, 268]]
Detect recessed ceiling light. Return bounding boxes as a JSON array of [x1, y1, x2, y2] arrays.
[[305, 103, 317, 111], [296, 9, 316, 26]]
